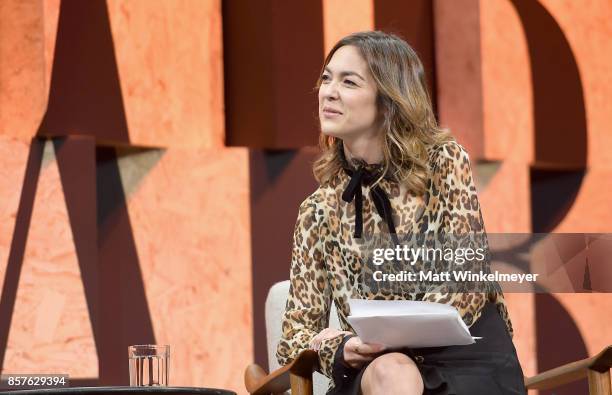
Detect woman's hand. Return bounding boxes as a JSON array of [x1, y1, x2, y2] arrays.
[[343, 336, 386, 369], [309, 328, 353, 351]]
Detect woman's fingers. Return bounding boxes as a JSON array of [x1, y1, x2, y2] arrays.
[[343, 336, 388, 369], [349, 352, 373, 362], [309, 328, 354, 351], [309, 328, 329, 350], [354, 342, 386, 355], [348, 336, 386, 355], [345, 348, 379, 369]]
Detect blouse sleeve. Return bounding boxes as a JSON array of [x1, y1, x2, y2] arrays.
[[276, 194, 345, 379], [423, 142, 491, 327]]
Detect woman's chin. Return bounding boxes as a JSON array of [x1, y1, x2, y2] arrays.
[[321, 127, 351, 139]]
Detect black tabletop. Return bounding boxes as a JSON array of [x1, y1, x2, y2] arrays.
[[0, 387, 235, 395]]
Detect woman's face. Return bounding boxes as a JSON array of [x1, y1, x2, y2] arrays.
[[318, 45, 380, 140]]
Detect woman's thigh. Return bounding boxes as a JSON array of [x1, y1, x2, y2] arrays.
[[361, 352, 424, 395]]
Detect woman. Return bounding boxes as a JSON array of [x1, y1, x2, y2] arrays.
[[276, 31, 525, 395]]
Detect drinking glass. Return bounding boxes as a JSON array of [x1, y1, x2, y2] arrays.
[[128, 345, 169, 386]]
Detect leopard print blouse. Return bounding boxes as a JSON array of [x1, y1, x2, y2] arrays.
[[276, 141, 514, 386]]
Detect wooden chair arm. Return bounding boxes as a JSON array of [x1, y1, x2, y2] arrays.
[[244, 350, 318, 395], [525, 346, 612, 391]]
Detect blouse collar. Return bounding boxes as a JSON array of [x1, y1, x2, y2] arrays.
[[339, 148, 386, 179]]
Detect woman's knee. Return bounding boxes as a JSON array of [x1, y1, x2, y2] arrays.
[[362, 352, 423, 392], [369, 353, 418, 378]]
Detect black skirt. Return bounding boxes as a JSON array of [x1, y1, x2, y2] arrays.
[[327, 302, 526, 395]]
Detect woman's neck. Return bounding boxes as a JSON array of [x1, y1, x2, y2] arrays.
[[342, 135, 384, 165]]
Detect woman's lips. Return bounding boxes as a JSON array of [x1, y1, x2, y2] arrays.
[[322, 109, 342, 118]]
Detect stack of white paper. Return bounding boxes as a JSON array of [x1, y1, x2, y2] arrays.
[[347, 299, 480, 349]]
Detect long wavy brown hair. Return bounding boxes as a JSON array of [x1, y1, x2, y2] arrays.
[[313, 31, 453, 195]]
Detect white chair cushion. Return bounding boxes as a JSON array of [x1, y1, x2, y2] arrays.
[[266, 280, 341, 395]]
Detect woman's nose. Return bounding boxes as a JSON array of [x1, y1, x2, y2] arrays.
[[321, 80, 340, 100]]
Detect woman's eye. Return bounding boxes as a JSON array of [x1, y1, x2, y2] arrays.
[[344, 79, 357, 86], [320, 75, 330, 82]]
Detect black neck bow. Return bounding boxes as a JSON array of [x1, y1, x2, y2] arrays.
[[341, 165, 398, 243]]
